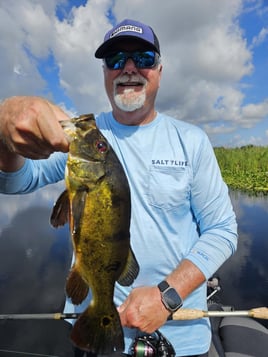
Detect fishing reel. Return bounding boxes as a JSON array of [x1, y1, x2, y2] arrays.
[[129, 330, 175, 357]]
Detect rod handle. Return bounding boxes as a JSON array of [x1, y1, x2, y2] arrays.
[[172, 309, 205, 320], [250, 307, 268, 319], [172, 307, 268, 320]]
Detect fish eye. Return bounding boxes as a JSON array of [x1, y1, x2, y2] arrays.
[[95, 140, 108, 153]]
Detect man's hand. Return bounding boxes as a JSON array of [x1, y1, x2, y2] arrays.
[[118, 286, 170, 334], [0, 96, 70, 163], [118, 260, 206, 334]]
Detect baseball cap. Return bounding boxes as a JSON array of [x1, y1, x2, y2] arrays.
[[95, 19, 160, 58]]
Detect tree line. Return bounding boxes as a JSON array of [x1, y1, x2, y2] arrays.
[[214, 145, 268, 194]]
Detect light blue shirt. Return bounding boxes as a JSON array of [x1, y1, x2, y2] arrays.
[[0, 112, 237, 355]]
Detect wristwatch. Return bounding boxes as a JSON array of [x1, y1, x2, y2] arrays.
[[157, 280, 183, 313]]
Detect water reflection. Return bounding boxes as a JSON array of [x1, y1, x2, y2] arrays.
[[0, 183, 75, 356], [0, 186, 267, 355], [216, 190, 268, 327]]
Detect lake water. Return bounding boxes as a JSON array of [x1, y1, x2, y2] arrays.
[[0, 184, 267, 355], [215, 190, 268, 327]]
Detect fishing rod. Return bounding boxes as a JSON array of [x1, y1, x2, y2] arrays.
[[0, 348, 60, 357], [172, 307, 268, 320], [0, 307, 267, 321], [0, 312, 80, 320]]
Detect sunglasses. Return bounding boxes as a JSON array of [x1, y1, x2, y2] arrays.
[[104, 51, 160, 70]]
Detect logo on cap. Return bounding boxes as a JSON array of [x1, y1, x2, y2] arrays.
[[110, 25, 143, 38]]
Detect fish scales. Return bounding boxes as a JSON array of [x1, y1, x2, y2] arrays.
[[50, 114, 139, 355]]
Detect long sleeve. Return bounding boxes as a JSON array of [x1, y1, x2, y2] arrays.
[[0, 152, 67, 194], [186, 133, 237, 278]]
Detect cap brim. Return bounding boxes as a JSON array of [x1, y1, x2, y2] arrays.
[[95, 35, 160, 58]]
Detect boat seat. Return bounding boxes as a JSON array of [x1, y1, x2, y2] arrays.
[[220, 316, 268, 357], [208, 302, 268, 357]]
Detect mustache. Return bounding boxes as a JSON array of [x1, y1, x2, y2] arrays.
[[114, 74, 147, 85]]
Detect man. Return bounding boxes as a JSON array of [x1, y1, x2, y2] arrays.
[[0, 19, 237, 356]]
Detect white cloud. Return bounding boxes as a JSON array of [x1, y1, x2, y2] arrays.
[[203, 123, 236, 136], [0, 0, 57, 98], [1, 0, 268, 146], [52, 0, 112, 113], [251, 27, 268, 47], [241, 99, 268, 123], [13, 65, 26, 76]]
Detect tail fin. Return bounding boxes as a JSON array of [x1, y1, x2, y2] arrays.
[[71, 302, 124, 354]]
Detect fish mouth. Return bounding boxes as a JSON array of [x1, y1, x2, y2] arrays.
[[69, 154, 105, 164], [59, 120, 77, 141]]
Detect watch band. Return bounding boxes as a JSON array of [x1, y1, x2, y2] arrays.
[[158, 280, 170, 292]]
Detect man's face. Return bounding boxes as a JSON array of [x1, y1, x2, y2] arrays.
[[103, 40, 162, 115]]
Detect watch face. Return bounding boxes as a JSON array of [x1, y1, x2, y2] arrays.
[[164, 288, 182, 311], [158, 281, 183, 312]]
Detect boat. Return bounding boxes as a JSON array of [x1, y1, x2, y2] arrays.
[[207, 277, 268, 357], [208, 302, 268, 357]]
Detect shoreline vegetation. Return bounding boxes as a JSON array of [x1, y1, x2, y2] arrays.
[[214, 145, 268, 195]]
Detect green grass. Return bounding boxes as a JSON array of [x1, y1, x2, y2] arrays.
[[214, 145, 268, 195]]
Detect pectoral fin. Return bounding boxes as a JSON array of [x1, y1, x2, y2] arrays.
[[50, 190, 70, 227], [117, 248, 139, 286], [71, 188, 88, 236]]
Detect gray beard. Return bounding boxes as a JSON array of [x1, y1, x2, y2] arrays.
[[114, 88, 146, 112], [113, 74, 147, 112]]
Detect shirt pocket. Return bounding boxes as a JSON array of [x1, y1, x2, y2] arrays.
[[147, 166, 190, 212]]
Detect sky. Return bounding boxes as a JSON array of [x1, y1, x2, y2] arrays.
[[0, 0, 268, 147]]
